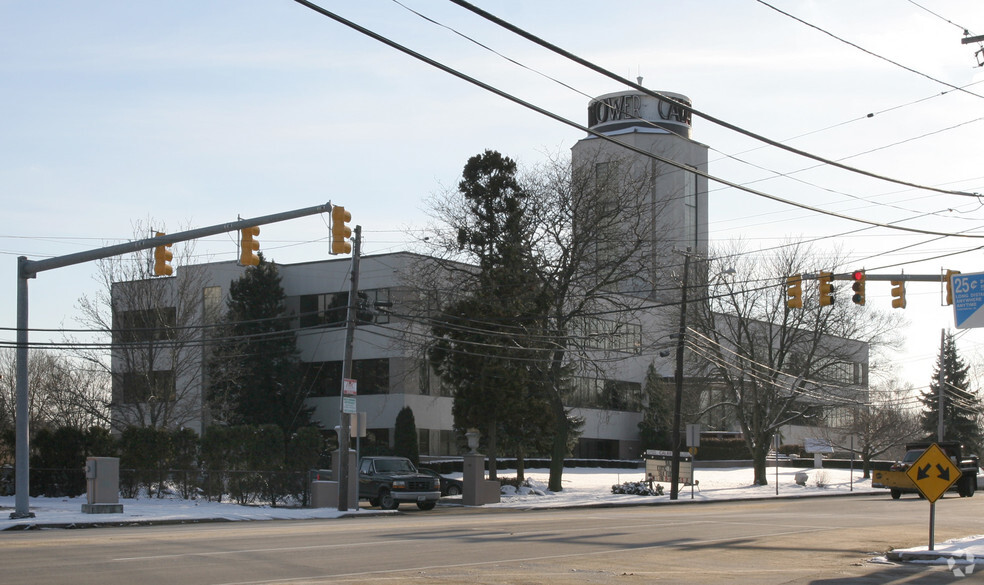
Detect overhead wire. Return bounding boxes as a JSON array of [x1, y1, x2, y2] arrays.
[[289, 0, 984, 241], [755, 0, 984, 100], [444, 0, 980, 197]]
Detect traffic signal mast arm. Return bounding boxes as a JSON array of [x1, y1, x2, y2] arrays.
[[18, 202, 333, 279], [802, 272, 948, 283]]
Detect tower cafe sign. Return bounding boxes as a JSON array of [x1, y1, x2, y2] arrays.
[[587, 90, 692, 138]]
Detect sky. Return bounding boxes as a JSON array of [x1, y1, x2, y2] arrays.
[[2, 465, 982, 568], [2, 1, 984, 399]]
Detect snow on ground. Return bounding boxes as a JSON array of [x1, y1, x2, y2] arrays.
[[2, 465, 983, 566]]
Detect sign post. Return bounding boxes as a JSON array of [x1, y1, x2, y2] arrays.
[[905, 443, 962, 551]]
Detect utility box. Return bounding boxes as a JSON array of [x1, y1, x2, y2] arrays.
[[82, 457, 123, 514]]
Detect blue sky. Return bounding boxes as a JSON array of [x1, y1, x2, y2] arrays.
[[2, 1, 983, 393]]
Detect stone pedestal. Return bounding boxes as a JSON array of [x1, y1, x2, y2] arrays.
[[462, 453, 500, 506]]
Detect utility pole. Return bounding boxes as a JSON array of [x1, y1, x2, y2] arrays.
[[670, 250, 691, 501], [337, 225, 361, 511], [938, 329, 946, 442]]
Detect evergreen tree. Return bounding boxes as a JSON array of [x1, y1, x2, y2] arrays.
[[920, 331, 984, 454], [207, 255, 314, 437], [429, 150, 551, 479], [638, 362, 673, 451], [393, 406, 419, 465]]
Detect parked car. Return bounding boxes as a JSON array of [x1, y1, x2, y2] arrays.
[[418, 468, 464, 496]]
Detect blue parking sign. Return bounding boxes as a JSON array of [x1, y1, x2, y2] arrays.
[[952, 272, 984, 329]]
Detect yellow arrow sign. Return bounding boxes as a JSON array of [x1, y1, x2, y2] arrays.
[[905, 443, 962, 503]]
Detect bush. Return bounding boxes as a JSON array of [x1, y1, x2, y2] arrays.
[[611, 481, 664, 496], [694, 438, 752, 460]]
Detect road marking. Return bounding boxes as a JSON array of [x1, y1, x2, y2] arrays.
[[112, 539, 418, 562]]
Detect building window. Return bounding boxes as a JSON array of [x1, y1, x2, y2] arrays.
[[203, 286, 222, 326], [118, 370, 175, 404], [567, 377, 642, 412], [299, 289, 390, 329], [301, 358, 390, 396], [683, 168, 698, 250], [572, 317, 642, 353], [115, 307, 177, 343]]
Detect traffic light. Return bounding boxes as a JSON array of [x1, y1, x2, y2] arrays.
[[153, 232, 173, 276], [851, 270, 865, 306], [946, 269, 961, 305], [240, 226, 260, 266], [331, 205, 352, 255], [818, 271, 834, 307], [785, 275, 803, 309], [891, 280, 906, 309]]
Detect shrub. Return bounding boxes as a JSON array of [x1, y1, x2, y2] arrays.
[[611, 481, 664, 496]]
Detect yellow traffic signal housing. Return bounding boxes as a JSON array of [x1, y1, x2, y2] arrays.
[[818, 271, 834, 307], [891, 280, 906, 309], [331, 205, 352, 255], [946, 269, 961, 305], [785, 275, 803, 309], [240, 226, 260, 266], [153, 232, 173, 276], [851, 270, 865, 306]]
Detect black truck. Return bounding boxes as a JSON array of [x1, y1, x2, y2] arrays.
[[357, 456, 442, 510]]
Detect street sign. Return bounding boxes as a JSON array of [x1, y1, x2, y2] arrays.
[[686, 424, 700, 447], [905, 443, 962, 503], [342, 378, 357, 414], [951, 271, 984, 329]]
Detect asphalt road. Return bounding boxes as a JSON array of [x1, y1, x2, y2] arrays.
[[3, 493, 982, 584]]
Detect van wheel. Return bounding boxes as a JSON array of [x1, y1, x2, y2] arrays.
[[416, 501, 436, 510], [891, 489, 901, 500]]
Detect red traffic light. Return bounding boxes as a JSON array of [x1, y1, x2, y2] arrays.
[[852, 270, 864, 281]]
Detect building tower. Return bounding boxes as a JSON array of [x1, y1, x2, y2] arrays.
[[571, 89, 709, 301]]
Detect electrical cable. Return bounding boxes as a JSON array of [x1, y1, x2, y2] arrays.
[[289, 0, 984, 240]]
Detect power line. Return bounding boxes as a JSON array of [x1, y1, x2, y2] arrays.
[[756, 0, 984, 100], [444, 0, 980, 198], [290, 0, 984, 242]]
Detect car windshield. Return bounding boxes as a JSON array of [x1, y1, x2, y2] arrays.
[[902, 449, 925, 463], [375, 459, 416, 473]]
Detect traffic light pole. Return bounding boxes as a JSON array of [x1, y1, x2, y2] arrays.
[[338, 225, 361, 512], [11, 202, 333, 519]]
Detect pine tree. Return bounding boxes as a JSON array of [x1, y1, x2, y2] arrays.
[[920, 332, 984, 455], [393, 406, 419, 465], [207, 256, 313, 437]]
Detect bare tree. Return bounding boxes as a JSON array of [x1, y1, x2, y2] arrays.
[[689, 241, 904, 485], [824, 379, 921, 477], [69, 219, 218, 432], [0, 348, 109, 449]]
